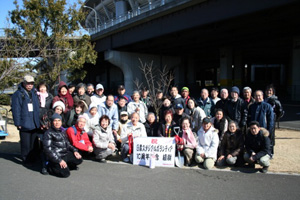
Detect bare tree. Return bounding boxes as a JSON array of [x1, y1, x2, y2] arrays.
[[134, 58, 174, 121]]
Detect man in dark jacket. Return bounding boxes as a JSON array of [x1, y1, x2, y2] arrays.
[[43, 113, 82, 178], [225, 86, 247, 128], [11, 75, 40, 164], [248, 90, 274, 154], [215, 88, 230, 112], [144, 113, 160, 137], [244, 121, 272, 173]]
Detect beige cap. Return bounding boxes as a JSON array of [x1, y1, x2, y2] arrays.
[[24, 75, 34, 82]]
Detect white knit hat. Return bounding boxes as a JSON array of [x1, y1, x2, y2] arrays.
[[52, 101, 65, 112]]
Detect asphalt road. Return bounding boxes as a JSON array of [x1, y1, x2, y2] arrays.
[[0, 153, 300, 200]]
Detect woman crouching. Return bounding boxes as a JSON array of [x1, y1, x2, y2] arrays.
[[93, 115, 116, 163]]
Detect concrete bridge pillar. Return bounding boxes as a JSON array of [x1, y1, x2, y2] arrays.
[[290, 37, 300, 101], [104, 50, 181, 95]]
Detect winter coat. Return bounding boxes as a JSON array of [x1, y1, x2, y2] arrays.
[[38, 93, 53, 130], [248, 102, 274, 133], [196, 126, 219, 160], [225, 97, 247, 127], [65, 109, 82, 127], [171, 94, 185, 109], [173, 112, 190, 126], [215, 98, 230, 113], [265, 95, 284, 121], [83, 105, 100, 137], [98, 102, 119, 131], [73, 94, 91, 112], [91, 94, 107, 106], [43, 126, 78, 164], [127, 100, 148, 123], [117, 105, 127, 119], [120, 122, 147, 144], [210, 117, 228, 143], [157, 121, 178, 137], [144, 121, 160, 137], [52, 81, 74, 113], [66, 124, 93, 152], [93, 125, 115, 149], [198, 97, 214, 117], [220, 129, 244, 157], [11, 83, 40, 131], [189, 106, 206, 132], [244, 128, 271, 159]]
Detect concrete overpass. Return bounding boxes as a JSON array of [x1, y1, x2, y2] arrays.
[[83, 0, 300, 101]]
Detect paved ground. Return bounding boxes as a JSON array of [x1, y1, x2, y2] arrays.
[[0, 153, 300, 200]]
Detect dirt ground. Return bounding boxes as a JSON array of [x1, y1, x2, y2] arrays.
[[1, 106, 299, 174]]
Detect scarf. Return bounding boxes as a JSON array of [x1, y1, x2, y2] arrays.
[[59, 91, 74, 109], [182, 128, 197, 148], [37, 92, 48, 108]]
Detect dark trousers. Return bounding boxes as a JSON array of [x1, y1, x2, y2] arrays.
[[19, 129, 38, 162], [48, 151, 82, 178]]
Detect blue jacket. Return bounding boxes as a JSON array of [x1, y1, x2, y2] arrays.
[[248, 102, 274, 133], [198, 97, 215, 117], [11, 83, 40, 131], [97, 102, 119, 131]]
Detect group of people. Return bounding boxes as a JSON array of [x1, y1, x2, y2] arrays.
[[11, 74, 284, 177]]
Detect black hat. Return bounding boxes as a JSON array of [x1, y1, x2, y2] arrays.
[[202, 117, 211, 124]]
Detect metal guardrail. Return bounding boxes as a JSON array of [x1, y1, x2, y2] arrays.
[[85, 0, 187, 35]]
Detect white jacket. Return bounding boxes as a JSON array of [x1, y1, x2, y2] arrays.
[[196, 126, 219, 160], [91, 94, 107, 106], [120, 121, 147, 144], [83, 106, 100, 137], [127, 101, 148, 123]]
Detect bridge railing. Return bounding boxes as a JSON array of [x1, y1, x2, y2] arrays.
[[86, 0, 190, 35]]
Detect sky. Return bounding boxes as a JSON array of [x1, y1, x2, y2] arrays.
[[0, 0, 80, 29]]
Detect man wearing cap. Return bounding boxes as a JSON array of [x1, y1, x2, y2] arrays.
[[43, 113, 82, 177], [181, 87, 190, 105], [91, 83, 107, 106], [224, 86, 247, 128], [173, 103, 190, 126], [11, 75, 40, 164], [195, 117, 219, 169], [117, 97, 127, 119], [210, 87, 221, 105], [170, 86, 185, 109], [114, 85, 132, 104], [198, 88, 214, 117]]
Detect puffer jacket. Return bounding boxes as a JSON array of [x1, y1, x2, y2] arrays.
[[265, 95, 284, 121], [244, 127, 271, 159], [225, 97, 247, 127], [11, 83, 40, 131], [220, 129, 244, 157], [43, 126, 78, 164]]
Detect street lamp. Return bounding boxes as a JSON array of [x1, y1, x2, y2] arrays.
[[84, 5, 97, 30]]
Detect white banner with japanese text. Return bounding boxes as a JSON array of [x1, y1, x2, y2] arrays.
[[133, 137, 175, 167]]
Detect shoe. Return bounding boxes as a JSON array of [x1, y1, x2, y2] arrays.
[[41, 167, 49, 175], [245, 163, 255, 169], [261, 166, 269, 173], [123, 157, 130, 163], [99, 159, 107, 163]]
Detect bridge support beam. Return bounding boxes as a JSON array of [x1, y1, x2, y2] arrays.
[[104, 50, 181, 94]]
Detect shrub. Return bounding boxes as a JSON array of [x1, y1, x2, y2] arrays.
[[0, 94, 11, 105]]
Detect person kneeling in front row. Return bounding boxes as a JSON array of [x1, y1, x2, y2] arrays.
[[244, 121, 272, 173], [195, 117, 219, 169], [93, 115, 116, 163], [43, 113, 82, 178]]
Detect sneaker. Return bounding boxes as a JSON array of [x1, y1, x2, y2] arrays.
[[41, 167, 49, 175], [99, 159, 107, 163], [123, 157, 130, 163], [261, 166, 269, 173]]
